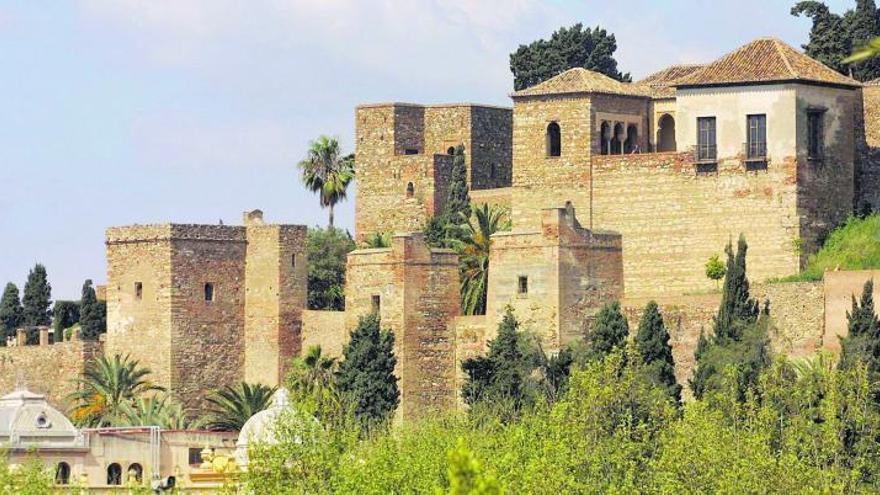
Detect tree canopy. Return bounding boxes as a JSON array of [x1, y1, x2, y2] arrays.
[[336, 313, 399, 423], [307, 226, 356, 311], [792, 0, 880, 81], [22, 264, 51, 327]]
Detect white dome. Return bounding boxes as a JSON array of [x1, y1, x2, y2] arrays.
[[0, 389, 84, 449], [235, 388, 305, 467]]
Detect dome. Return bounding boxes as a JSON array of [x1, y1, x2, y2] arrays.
[[235, 388, 304, 467], [0, 389, 84, 449]]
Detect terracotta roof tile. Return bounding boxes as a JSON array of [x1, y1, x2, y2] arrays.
[[676, 38, 860, 88], [635, 64, 705, 98], [512, 67, 650, 98]]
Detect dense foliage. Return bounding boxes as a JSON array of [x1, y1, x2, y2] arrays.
[[787, 213, 880, 281], [306, 226, 356, 311], [584, 300, 629, 360], [0, 283, 23, 342], [336, 313, 399, 423], [78, 279, 106, 341], [425, 144, 470, 249], [22, 263, 51, 327], [52, 300, 79, 342], [509, 23, 630, 91], [204, 382, 277, 431], [450, 204, 509, 315], [839, 279, 880, 372], [636, 301, 682, 404], [792, 0, 880, 81]]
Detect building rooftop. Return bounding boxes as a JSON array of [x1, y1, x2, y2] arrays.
[[866, 78, 880, 87], [511, 67, 650, 98], [636, 64, 705, 98], [0, 389, 84, 449], [675, 37, 861, 89]]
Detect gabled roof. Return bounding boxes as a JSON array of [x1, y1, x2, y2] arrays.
[[512, 67, 650, 98], [675, 37, 861, 89], [636, 64, 705, 98]]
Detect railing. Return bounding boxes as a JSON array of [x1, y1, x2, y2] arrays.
[[743, 141, 767, 161]]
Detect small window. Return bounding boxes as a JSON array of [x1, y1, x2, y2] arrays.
[[447, 146, 455, 155], [697, 117, 716, 162], [134, 282, 143, 300], [291, 254, 297, 268], [204, 283, 215, 302], [55, 462, 70, 485], [107, 463, 122, 486], [518, 276, 528, 295], [404, 148, 419, 155], [546, 122, 561, 157], [127, 463, 143, 483], [406, 182, 414, 198], [746, 114, 767, 160], [371, 295, 381, 314], [188, 447, 203, 466], [807, 110, 825, 160]]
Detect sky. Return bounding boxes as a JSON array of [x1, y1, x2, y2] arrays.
[[0, 0, 858, 300]]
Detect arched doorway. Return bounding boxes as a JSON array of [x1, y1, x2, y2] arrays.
[[657, 114, 676, 152], [611, 123, 624, 155], [128, 463, 143, 483], [55, 462, 70, 485], [600, 121, 611, 155], [107, 463, 122, 485], [624, 124, 639, 153]]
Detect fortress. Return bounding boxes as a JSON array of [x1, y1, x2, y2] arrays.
[[5, 38, 880, 420]]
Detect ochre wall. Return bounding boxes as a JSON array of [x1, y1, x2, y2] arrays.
[[823, 270, 880, 352], [301, 310, 348, 359], [856, 86, 880, 211]]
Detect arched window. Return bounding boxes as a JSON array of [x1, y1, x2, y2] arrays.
[[55, 462, 70, 485], [546, 122, 561, 157], [611, 123, 625, 155], [600, 121, 611, 155], [657, 114, 676, 152], [406, 182, 414, 199], [447, 146, 455, 155], [624, 124, 639, 154], [127, 463, 143, 483], [107, 463, 122, 485]]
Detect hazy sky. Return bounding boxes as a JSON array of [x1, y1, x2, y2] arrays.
[[0, 0, 857, 299]]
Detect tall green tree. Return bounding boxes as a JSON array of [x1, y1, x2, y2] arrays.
[[336, 313, 399, 422], [67, 354, 164, 427], [425, 144, 471, 248], [0, 283, 23, 342], [793, 0, 880, 81], [635, 301, 681, 404], [21, 264, 51, 327], [79, 279, 106, 341], [52, 300, 80, 343], [839, 279, 880, 371], [510, 23, 630, 91], [307, 226, 356, 311], [297, 136, 355, 227], [846, 0, 880, 80], [203, 382, 277, 431], [450, 204, 508, 316], [713, 236, 759, 344], [461, 308, 537, 411], [585, 301, 629, 361]]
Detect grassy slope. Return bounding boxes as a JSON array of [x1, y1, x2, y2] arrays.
[[785, 214, 880, 281]]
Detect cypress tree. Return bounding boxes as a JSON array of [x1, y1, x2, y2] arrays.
[[846, 0, 880, 81], [52, 300, 80, 342], [79, 280, 106, 341], [713, 236, 758, 344], [635, 301, 681, 404], [336, 313, 399, 422], [839, 279, 880, 371], [22, 264, 51, 327], [587, 301, 629, 359], [446, 144, 471, 223], [0, 283, 23, 342]]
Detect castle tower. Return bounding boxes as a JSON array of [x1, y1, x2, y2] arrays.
[[243, 210, 308, 386], [344, 233, 460, 420]]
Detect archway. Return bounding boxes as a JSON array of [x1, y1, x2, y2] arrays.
[[657, 114, 676, 152], [600, 121, 611, 155], [546, 122, 561, 157], [107, 463, 122, 485], [55, 462, 70, 485], [611, 123, 624, 155], [128, 463, 143, 483], [624, 124, 639, 153]]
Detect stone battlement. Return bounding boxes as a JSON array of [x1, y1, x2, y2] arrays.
[[106, 224, 247, 244]]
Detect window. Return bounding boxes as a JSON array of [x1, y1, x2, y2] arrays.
[[204, 283, 215, 302], [518, 276, 528, 295], [188, 447, 203, 466], [127, 463, 143, 483], [807, 110, 825, 160], [746, 114, 767, 160], [697, 117, 717, 162], [291, 254, 297, 268], [406, 182, 414, 198], [371, 295, 381, 314], [107, 463, 122, 485], [404, 148, 419, 155], [135, 282, 143, 300], [447, 146, 455, 155], [546, 122, 561, 157], [55, 462, 70, 485]]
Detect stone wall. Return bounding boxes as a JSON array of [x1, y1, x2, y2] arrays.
[[469, 187, 512, 211], [301, 310, 348, 359], [450, 315, 489, 408], [0, 340, 103, 409], [345, 234, 460, 419], [823, 269, 880, 351], [856, 86, 880, 210], [471, 106, 513, 189]]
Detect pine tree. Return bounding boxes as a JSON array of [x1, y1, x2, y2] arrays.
[[839, 279, 880, 371], [587, 301, 629, 360], [336, 313, 399, 422], [635, 301, 681, 404], [79, 280, 106, 341], [22, 264, 51, 327], [461, 308, 536, 410], [0, 283, 23, 342]]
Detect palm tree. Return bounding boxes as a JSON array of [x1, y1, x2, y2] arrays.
[[115, 393, 196, 429], [364, 232, 391, 248], [298, 136, 354, 227], [67, 354, 165, 427], [449, 204, 509, 315], [287, 345, 337, 397], [203, 382, 277, 431]]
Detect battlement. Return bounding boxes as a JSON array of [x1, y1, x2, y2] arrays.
[[106, 224, 246, 244]]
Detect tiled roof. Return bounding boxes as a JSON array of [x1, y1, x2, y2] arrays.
[[512, 67, 650, 98], [865, 78, 880, 87], [635, 64, 705, 98], [675, 37, 860, 88]]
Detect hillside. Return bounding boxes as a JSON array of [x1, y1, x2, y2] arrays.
[[795, 214, 880, 281]]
